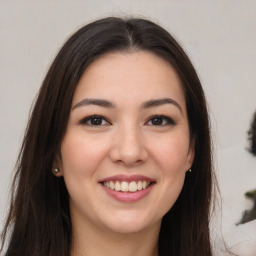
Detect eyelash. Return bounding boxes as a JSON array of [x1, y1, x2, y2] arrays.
[[146, 115, 176, 126], [80, 115, 111, 126], [79, 114, 176, 126]]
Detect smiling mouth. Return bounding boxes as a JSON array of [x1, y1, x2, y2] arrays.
[[102, 181, 153, 193]]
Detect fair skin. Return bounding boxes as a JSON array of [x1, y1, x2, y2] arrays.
[[55, 51, 194, 256]]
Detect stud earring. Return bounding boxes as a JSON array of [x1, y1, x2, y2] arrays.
[[54, 168, 59, 174], [189, 169, 192, 173]]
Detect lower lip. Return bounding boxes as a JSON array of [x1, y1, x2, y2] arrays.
[[101, 184, 154, 202]]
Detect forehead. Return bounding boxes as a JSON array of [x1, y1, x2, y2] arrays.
[[73, 51, 185, 108]]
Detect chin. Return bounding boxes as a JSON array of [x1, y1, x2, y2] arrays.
[[101, 211, 159, 234], [108, 222, 152, 234]]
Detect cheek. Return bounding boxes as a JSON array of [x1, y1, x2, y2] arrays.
[[60, 133, 108, 177], [150, 134, 190, 175], [149, 136, 189, 217]]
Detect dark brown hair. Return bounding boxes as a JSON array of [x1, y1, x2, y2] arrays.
[[1, 17, 213, 256]]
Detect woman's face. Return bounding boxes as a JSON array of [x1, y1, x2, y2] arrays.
[[57, 51, 194, 234]]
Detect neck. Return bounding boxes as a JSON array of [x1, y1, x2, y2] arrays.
[[70, 214, 160, 256]]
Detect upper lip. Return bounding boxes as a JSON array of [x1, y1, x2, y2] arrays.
[[98, 175, 156, 183]]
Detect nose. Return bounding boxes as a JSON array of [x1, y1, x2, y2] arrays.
[[109, 125, 148, 167]]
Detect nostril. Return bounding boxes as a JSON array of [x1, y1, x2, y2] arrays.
[[109, 138, 148, 165]]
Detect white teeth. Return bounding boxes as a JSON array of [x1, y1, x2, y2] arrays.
[[115, 181, 121, 191], [103, 181, 109, 188], [121, 181, 129, 192], [103, 181, 151, 192], [129, 181, 137, 192], [142, 181, 147, 189], [110, 181, 115, 189], [137, 181, 142, 190]]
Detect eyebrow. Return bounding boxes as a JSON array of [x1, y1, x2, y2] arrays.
[[72, 99, 115, 110], [141, 98, 183, 114], [72, 97, 183, 114]]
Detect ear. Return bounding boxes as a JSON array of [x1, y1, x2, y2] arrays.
[[52, 152, 63, 177], [186, 138, 195, 170]]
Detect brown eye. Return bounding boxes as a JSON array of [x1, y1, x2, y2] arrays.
[[152, 117, 164, 125], [80, 115, 110, 126], [90, 118, 103, 125], [147, 115, 176, 126]]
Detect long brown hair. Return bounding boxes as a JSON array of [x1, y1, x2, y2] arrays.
[[1, 17, 213, 256]]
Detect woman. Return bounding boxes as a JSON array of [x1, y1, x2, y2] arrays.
[[1, 17, 213, 255]]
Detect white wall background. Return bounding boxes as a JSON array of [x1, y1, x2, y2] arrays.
[[0, 1, 255, 255]]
